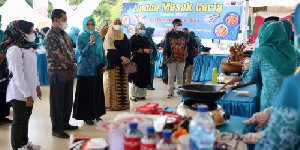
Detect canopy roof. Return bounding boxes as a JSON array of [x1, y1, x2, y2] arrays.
[[0, 0, 51, 29]]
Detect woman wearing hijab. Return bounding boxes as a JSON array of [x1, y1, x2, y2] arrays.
[[145, 27, 158, 90], [2, 20, 41, 150], [99, 26, 108, 41], [103, 18, 130, 110], [72, 16, 107, 125], [129, 23, 152, 101], [68, 27, 80, 47], [41, 27, 50, 39], [243, 21, 297, 111]]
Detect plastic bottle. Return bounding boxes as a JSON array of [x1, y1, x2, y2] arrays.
[[124, 122, 143, 150], [156, 129, 177, 150], [211, 68, 218, 84], [141, 126, 160, 150], [189, 105, 215, 150]]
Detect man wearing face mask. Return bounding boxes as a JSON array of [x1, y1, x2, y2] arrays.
[[163, 19, 188, 98], [44, 9, 78, 139]]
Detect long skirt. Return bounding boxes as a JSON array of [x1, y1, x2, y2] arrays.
[[104, 50, 130, 111], [73, 75, 106, 120]]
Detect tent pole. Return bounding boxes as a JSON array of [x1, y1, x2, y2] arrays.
[[242, 0, 249, 44]]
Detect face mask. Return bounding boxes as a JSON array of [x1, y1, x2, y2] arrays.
[[25, 33, 36, 42], [139, 30, 146, 36], [176, 26, 183, 31], [86, 26, 95, 33], [59, 21, 68, 30], [255, 38, 259, 48], [113, 25, 121, 30]]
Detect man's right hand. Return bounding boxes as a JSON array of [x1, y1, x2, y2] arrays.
[[25, 96, 34, 107], [90, 34, 95, 45]]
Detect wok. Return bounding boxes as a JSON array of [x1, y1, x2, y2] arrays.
[[177, 84, 226, 103], [178, 82, 256, 103]]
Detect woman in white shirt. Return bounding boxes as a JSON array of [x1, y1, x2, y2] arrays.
[[2, 20, 41, 150]]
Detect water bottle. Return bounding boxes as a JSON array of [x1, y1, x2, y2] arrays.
[[141, 126, 160, 150], [211, 68, 218, 84], [189, 105, 215, 150], [124, 122, 143, 150], [156, 129, 177, 150]]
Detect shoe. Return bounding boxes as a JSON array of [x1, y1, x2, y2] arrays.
[[26, 142, 41, 150], [0, 117, 12, 123], [137, 97, 146, 100], [130, 97, 137, 102], [167, 94, 173, 98], [52, 131, 70, 139], [84, 120, 95, 125], [149, 88, 155, 90], [96, 117, 103, 122], [63, 124, 78, 130], [17, 142, 41, 150]]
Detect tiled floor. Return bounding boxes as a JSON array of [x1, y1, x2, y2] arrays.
[[0, 78, 183, 150]]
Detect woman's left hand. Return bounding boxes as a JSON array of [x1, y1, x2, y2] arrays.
[[36, 86, 42, 99], [243, 131, 265, 144], [102, 66, 108, 72], [150, 61, 155, 65]]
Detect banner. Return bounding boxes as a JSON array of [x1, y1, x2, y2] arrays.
[[121, 0, 244, 40]]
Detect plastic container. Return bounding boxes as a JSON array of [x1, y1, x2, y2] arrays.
[[178, 134, 189, 150], [152, 108, 164, 115], [156, 129, 177, 150], [136, 106, 155, 114], [189, 105, 215, 150], [164, 114, 182, 123], [144, 103, 159, 109], [141, 127, 160, 150], [211, 68, 218, 84], [124, 122, 143, 150]]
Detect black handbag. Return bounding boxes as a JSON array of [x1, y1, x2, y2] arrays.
[[0, 59, 10, 92]]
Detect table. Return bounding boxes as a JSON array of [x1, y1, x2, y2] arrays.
[[218, 84, 259, 118], [36, 53, 48, 85], [192, 54, 228, 82], [154, 52, 228, 83], [181, 84, 259, 118], [216, 116, 253, 133], [217, 116, 256, 150]]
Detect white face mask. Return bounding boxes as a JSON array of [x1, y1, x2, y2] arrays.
[[176, 26, 183, 31], [59, 21, 68, 30], [25, 33, 36, 42], [113, 25, 121, 31]]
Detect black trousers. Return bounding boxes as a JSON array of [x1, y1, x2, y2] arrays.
[[10, 100, 33, 150], [0, 92, 10, 119], [50, 79, 74, 133]]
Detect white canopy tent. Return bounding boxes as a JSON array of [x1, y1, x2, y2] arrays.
[[0, 0, 51, 30], [49, 0, 102, 31]]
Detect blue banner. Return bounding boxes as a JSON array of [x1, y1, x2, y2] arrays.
[[121, 0, 244, 41]]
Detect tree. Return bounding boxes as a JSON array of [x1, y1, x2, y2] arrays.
[[0, 0, 6, 7], [25, 0, 32, 8], [48, 1, 53, 19]]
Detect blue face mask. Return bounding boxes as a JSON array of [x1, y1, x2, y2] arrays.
[[255, 38, 259, 48], [139, 30, 146, 36], [176, 26, 183, 31]]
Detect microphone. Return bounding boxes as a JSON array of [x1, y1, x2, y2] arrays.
[[90, 31, 95, 45]]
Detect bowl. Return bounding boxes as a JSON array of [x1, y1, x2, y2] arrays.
[[177, 84, 226, 103], [221, 62, 243, 74]]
